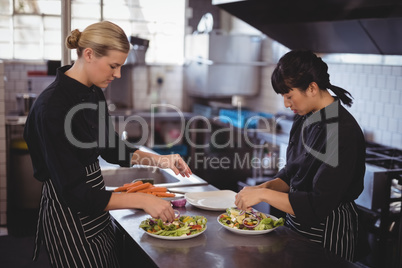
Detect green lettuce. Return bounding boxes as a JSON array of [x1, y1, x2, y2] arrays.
[[255, 217, 284, 230]]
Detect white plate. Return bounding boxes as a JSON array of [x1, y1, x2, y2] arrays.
[[217, 213, 279, 235], [143, 226, 207, 240], [185, 190, 236, 211]]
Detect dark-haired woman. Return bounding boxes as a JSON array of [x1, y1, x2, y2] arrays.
[[235, 50, 366, 261]]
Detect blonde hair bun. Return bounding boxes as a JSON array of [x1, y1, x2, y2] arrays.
[[65, 29, 82, 49], [65, 21, 129, 58]]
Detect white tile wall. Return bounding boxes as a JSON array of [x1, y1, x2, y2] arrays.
[[4, 61, 51, 114], [329, 63, 402, 149]]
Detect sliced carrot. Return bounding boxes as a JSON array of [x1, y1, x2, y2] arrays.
[[127, 182, 152, 193], [153, 192, 176, 197], [114, 181, 143, 192], [137, 187, 167, 193]]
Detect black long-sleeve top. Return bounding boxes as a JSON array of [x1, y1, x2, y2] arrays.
[[276, 100, 366, 226], [24, 65, 137, 214]]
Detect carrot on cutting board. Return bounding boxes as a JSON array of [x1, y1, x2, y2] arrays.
[[127, 182, 152, 193], [114, 181, 143, 192]]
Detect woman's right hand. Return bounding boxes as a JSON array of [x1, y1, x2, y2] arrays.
[[106, 192, 175, 222], [140, 194, 175, 222]]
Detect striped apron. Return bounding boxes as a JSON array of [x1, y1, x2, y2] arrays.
[[286, 188, 359, 262], [33, 161, 120, 268]]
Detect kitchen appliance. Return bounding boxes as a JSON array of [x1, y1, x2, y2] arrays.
[[354, 142, 402, 267], [356, 144, 402, 210], [105, 36, 149, 109], [184, 32, 264, 97], [356, 159, 402, 210], [16, 93, 37, 115], [126, 36, 149, 65], [213, 0, 402, 55]]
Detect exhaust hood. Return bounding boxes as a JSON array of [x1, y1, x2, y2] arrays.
[[213, 0, 402, 55]]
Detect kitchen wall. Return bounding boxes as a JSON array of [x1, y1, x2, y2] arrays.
[[0, 61, 6, 226], [0, 61, 51, 227], [328, 62, 402, 148], [128, 65, 184, 111], [2, 62, 184, 115], [242, 39, 402, 150], [3, 62, 52, 113]]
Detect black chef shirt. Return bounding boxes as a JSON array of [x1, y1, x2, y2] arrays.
[[276, 100, 366, 226], [24, 65, 137, 214]]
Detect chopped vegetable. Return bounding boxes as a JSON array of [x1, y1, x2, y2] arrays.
[[113, 180, 176, 197], [171, 198, 187, 207], [126, 182, 152, 193], [219, 207, 284, 231], [113, 181, 142, 192], [139, 215, 207, 237]]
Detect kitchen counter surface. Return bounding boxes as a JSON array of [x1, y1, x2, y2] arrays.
[[5, 115, 27, 125], [110, 188, 360, 268]]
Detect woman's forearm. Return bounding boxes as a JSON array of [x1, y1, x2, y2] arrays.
[[105, 192, 148, 210], [131, 150, 159, 166], [105, 192, 175, 222], [259, 178, 290, 192], [259, 188, 294, 215]]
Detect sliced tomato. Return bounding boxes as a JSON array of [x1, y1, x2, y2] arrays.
[[191, 225, 203, 230]]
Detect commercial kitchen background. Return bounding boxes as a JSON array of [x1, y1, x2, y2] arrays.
[[0, 0, 401, 240]]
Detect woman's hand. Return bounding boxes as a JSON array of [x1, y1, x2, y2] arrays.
[[155, 154, 192, 177], [131, 150, 192, 177], [235, 183, 294, 215], [140, 194, 176, 222], [106, 192, 175, 222], [235, 186, 263, 211]]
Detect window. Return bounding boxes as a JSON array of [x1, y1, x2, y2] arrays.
[[0, 0, 185, 64]]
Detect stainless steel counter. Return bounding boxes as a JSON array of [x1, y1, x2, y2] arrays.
[[110, 188, 360, 268], [99, 146, 209, 189]]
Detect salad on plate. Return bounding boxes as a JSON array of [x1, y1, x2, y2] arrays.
[[139, 213, 207, 239], [218, 207, 284, 233]]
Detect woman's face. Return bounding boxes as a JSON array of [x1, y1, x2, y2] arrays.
[[87, 49, 128, 88], [282, 88, 314, 116]]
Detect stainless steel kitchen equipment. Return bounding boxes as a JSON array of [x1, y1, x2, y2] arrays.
[[184, 33, 265, 97], [356, 149, 402, 210], [105, 65, 135, 109], [213, 0, 402, 55], [105, 36, 149, 109], [126, 36, 149, 65], [354, 142, 402, 268], [16, 93, 37, 115]]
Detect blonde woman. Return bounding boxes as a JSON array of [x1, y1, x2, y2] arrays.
[[24, 21, 191, 267]]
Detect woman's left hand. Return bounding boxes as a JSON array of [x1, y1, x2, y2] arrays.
[[156, 154, 192, 177]]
